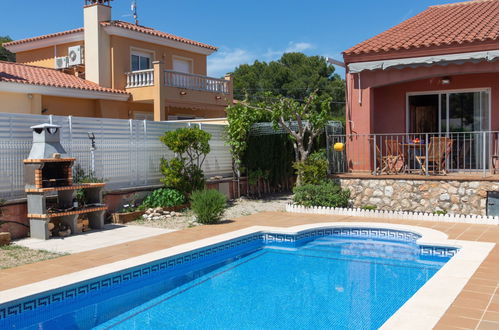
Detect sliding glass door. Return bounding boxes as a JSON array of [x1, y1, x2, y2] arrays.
[[408, 89, 490, 171]]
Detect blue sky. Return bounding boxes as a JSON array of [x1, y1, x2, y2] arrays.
[[2, 0, 460, 77]]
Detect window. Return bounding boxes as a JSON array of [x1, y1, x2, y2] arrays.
[[173, 58, 192, 73], [131, 51, 152, 72], [133, 111, 154, 121]]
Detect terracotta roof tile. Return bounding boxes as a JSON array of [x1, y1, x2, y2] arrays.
[[101, 20, 217, 51], [0, 61, 128, 95], [3, 28, 84, 47], [344, 0, 499, 57], [3, 21, 217, 52]]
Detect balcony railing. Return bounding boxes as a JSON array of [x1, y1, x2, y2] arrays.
[[164, 70, 229, 94], [327, 131, 499, 177], [126, 69, 154, 88]]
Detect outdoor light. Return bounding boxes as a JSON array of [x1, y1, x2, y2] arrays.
[[441, 77, 451, 85], [215, 96, 222, 100], [180, 91, 187, 95]]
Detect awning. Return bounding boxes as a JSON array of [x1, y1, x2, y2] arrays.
[[348, 50, 499, 73]]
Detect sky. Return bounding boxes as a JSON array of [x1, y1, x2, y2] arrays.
[[1, 0, 461, 77]]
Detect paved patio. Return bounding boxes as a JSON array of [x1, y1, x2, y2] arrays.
[[14, 224, 174, 254], [0, 212, 497, 329]]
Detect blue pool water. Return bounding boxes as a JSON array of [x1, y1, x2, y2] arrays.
[[1, 230, 453, 329]]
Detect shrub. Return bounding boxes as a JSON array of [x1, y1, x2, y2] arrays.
[[293, 181, 350, 208], [72, 164, 104, 206], [141, 188, 186, 209], [190, 190, 227, 224], [361, 205, 377, 211], [293, 150, 329, 186], [160, 127, 211, 195]]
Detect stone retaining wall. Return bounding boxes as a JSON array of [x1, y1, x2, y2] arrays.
[[337, 178, 499, 216]]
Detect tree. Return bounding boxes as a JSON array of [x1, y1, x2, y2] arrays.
[[231, 53, 344, 120], [0, 36, 15, 62], [260, 92, 331, 185]]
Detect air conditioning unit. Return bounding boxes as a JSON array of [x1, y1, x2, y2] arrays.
[[55, 56, 69, 69], [68, 46, 84, 66]]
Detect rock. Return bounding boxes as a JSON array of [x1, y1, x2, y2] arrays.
[[439, 193, 450, 201], [142, 214, 148, 219], [152, 216, 161, 220], [0, 232, 11, 246], [165, 214, 172, 218], [154, 207, 163, 213]]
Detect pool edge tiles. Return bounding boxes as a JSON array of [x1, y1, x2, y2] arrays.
[[0, 222, 494, 330]]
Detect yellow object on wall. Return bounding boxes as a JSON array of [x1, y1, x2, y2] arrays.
[[333, 142, 345, 152]]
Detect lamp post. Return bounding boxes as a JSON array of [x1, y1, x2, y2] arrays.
[[88, 132, 96, 174]]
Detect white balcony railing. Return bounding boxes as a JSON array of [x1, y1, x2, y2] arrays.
[[164, 70, 229, 94], [126, 69, 154, 88]]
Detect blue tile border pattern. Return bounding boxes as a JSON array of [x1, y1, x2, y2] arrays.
[[0, 227, 458, 321]]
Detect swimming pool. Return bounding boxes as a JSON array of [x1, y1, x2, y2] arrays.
[[0, 226, 458, 329]]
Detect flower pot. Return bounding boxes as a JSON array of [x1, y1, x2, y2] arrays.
[[112, 210, 144, 224]]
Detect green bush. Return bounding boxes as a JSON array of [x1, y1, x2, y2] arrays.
[[293, 181, 350, 208], [190, 189, 227, 224], [361, 205, 377, 211], [293, 150, 329, 185], [141, 188, 186, 209], [160, 127, 211, 195]]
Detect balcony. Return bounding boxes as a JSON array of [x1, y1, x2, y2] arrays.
[[126, 69, 154, 88], [125, 69, 230, 94]]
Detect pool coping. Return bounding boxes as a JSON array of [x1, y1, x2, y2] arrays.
[[0, 222, 494, 329]]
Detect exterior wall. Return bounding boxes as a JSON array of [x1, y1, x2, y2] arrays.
[[15, 41, 85, 69], [110, 35, 207, 90], [339, 177, 498, 216], [347, 60, 499, 136], [42, 96, 129, 119], [373, 72, 499, 134], [0, 91, 42, 114]]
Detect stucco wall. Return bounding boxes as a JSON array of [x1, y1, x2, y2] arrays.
[[110, 35, 208, 90], [0, 91, 41, 114], [16, 41, 85, 69], [339, 177, 498, 216], [373, 72, 499, 134], [42, 96, 130, 119]]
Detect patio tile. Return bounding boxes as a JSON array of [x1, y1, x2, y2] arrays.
[[476, 321, 499, 330], [437, 315, 480, 329], [482, 311, 499, 322]]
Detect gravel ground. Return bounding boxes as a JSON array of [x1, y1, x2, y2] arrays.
[[129, 194, 292, 231], [0, 245, 66, 270]]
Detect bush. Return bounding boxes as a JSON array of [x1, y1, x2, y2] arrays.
[[141, 188, 186, 209], [160, 127, 211, 195], [190, 189, 227, 224], [293, 150, 329, 185], [293, 181, 350, 208]]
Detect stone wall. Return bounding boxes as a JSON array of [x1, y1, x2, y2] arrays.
[[338, 178, 499, 216]]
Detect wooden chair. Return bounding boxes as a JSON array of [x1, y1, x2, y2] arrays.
[[416, 137, 453, 175], [385, 139, 406, 174], [492, 133, 499, 175]]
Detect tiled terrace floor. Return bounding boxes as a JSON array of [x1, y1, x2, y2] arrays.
[[1, 212, 498, 329]]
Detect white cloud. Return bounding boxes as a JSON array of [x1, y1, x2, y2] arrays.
[[285, 42, 314, 53], [207, 41, 315, 77], [207, 48, 254, 77]]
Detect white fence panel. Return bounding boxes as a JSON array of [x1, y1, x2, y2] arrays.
[[0, 113, 232, 200]]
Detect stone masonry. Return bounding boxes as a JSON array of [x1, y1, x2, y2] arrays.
[[338, 178, 499, 216]]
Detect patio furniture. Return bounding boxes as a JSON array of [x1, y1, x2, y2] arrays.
[[415, 137, 453, 175], [385, 139, 406, 174], [402, 143, 425, 173]]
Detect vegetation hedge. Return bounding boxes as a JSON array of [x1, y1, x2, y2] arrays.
[[293, 181, 350, 208], [190, 189, 227, 224]]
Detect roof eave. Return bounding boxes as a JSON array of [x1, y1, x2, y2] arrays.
[[3, 31, 84, 53], [0, 81, 130, 101]]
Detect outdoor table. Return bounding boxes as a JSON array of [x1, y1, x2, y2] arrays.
[[402, 143, 427, 173]]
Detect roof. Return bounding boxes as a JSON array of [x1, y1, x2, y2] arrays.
[[3, 28, 84, 47], [3, 21, 217, 52], [0, 61, 128, 95], [101, 21, 217, 51], [344, 0, 499, 57]]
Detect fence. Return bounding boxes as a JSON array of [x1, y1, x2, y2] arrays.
[[0, 113, 232, 200], [327, 131, 499, 177]]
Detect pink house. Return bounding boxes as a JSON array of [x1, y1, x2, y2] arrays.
[[340, 0, 499, 176]]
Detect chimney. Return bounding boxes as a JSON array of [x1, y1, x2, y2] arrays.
[[84, 0, 112, 87]]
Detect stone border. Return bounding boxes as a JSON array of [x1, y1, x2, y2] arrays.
[[286, 204, 499, 225], [0, 222, 494, 330]]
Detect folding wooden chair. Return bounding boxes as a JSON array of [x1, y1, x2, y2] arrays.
[[385, 139, 406, 174], [416, 137, 453, 175]]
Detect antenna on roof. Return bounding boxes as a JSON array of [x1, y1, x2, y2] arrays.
[[131, 0, 139, 25]]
